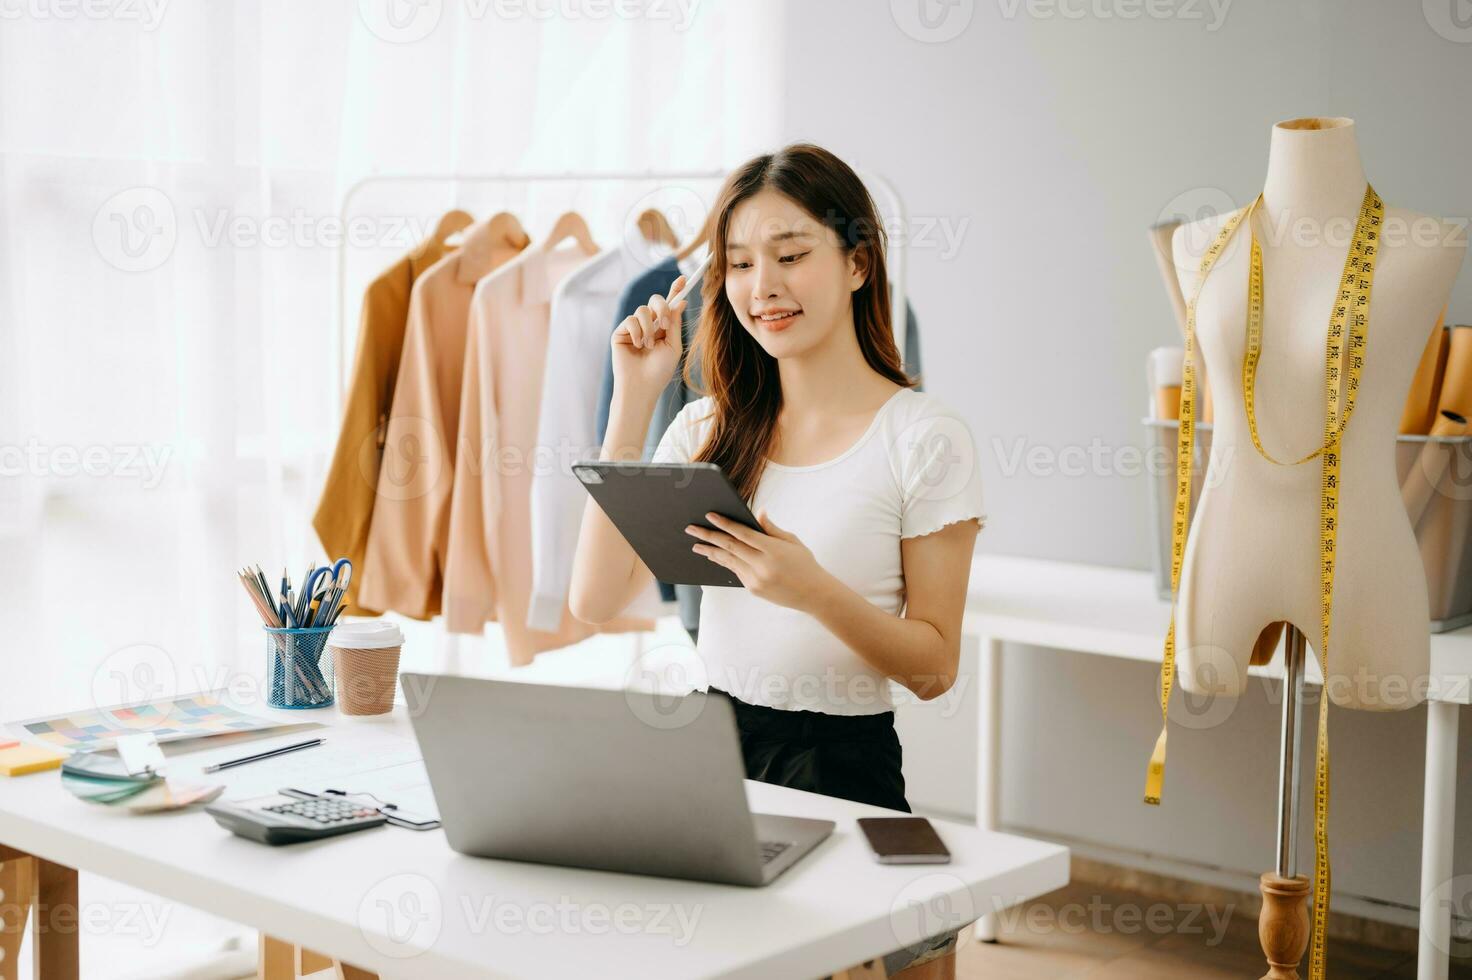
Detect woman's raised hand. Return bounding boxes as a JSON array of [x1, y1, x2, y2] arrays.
[[610, 274, 688, 401]]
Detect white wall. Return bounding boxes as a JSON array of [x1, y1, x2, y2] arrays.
[[775, 0, 1472, 919]]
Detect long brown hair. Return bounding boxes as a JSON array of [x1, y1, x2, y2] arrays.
[[682, 143, 914, 503]]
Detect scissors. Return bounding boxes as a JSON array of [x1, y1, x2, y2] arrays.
[[301, 558, 352, 626]]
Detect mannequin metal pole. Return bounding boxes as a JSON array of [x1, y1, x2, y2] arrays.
[[1276, 625, 1306, 877], [1260, 623, 1312, 980]]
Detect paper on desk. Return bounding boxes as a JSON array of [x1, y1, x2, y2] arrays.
[[289, 759, 441, 821], [171, 729, 424, 799]]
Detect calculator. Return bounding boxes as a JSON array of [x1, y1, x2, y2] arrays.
[[205, 792, 388, 845]]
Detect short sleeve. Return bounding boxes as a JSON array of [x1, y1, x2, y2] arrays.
[[651, 398, 705, 464], [894, 409, 986, 539]]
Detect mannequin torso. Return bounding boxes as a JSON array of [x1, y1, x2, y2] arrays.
[[1171, 118, 1465, 710]]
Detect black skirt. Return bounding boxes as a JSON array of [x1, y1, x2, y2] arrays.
[[710, 688, 911, 813]]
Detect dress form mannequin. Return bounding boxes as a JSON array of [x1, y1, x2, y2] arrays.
[[1172, 118, 1465, 710]]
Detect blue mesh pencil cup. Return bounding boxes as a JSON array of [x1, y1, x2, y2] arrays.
[[265, 625, 335, 708]]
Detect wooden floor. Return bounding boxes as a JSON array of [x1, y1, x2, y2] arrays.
[[956, 882, 1472, 979]]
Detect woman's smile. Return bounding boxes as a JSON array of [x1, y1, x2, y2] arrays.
[[756, 308, 802, 331]]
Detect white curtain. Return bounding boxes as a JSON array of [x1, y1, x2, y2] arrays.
[[0, 0, 785, 722]]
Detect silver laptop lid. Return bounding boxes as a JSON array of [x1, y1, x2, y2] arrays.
[[401, 674, 769, 885]]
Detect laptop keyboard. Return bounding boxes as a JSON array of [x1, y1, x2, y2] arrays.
[[759, 840, 793, 864]]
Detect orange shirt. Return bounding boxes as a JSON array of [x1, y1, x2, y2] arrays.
[[312, 219, 468, 615], [356, 225, 523, 619]]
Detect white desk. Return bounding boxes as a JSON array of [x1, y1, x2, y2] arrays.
[[0, 704, 1068, 980], [963, 553, 1470, 980]]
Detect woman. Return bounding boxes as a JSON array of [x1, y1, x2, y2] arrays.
[[570, 143, 985, 978]]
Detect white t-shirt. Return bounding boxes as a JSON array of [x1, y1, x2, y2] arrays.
[[650, 387, 986, 715]]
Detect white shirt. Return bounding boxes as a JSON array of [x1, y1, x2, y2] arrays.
[[651, 387, 986, 714], [526, 238, 673, 631]]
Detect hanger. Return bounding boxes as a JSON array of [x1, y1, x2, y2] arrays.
[[451, 210, 532, 281], [433, 209, 474, 246], [675, 210, 711, 262], [634, 207, 679, 249], [539, 210, 599, 256]]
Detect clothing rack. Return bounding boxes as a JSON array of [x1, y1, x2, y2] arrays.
[[334, 168, 911, 404]]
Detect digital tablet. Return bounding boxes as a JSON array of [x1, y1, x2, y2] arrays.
[[574, 460, 761, 588]]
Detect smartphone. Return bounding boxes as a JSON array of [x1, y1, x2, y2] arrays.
[[857, 817, 952, 864]]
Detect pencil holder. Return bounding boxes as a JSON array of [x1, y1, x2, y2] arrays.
[[264, 626, 336, 709]]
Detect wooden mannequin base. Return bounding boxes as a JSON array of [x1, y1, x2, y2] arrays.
[[1259, 872, 1311, 980]]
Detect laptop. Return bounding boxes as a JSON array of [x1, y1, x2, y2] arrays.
[[401, 674, 835, 886]]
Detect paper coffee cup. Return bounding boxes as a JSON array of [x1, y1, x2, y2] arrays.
[[327, 621, 404, 716]]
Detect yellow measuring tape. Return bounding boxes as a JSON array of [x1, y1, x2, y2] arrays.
[[1145, 185, 1384, 980]]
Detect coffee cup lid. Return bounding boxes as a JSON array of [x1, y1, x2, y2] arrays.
[[327, 620, 403, 650]]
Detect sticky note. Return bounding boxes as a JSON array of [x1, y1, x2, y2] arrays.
[[0, 744, 67, 776]]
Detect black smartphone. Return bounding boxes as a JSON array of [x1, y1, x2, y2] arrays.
[[857, 817, 952, 864]]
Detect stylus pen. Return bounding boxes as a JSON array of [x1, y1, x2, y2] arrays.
[[203, 737, 323, 773], [669, 252, 711, 306]]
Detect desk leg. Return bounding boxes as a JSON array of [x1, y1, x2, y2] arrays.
[[260, 934, 295, 979], [0, 853, 33, 980], [30, 857, 78, 980], [260, 934, 381, 980], [974, 636, 1002, 943], [1418, 700, 1460, 980]]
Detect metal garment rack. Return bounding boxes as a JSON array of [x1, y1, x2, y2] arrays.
[[333, 167, 911, 404]]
